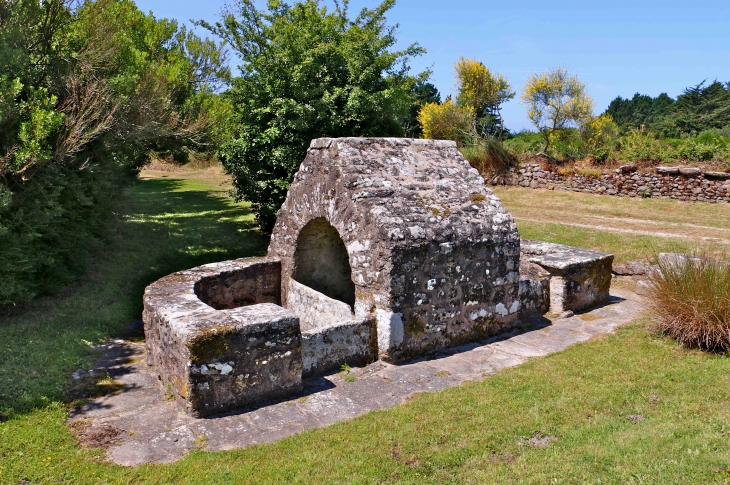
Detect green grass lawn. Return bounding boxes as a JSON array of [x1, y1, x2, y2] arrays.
[[1, 172, 729, 484], [493, 186, 730, 263]]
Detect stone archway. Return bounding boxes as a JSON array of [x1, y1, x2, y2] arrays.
[[293, 217, 356, 309]]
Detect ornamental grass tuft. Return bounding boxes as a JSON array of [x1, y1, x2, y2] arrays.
[[647, 253, 730, 351]]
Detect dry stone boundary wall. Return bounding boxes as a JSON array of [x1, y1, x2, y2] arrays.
[[495, 164, 730, 203]]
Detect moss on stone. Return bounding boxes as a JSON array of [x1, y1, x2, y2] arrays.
[[406, 314, 427, 336], [187, 324, 235, 362]]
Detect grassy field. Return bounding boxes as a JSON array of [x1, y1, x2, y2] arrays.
[[494, 187, 730, 263], [2, 170, 730, 484]]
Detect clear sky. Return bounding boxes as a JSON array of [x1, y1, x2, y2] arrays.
[[135, 0, 730, 132]]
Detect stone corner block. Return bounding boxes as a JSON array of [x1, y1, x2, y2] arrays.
[[521, 240, 614, 313], [143, 257, 303, 418]]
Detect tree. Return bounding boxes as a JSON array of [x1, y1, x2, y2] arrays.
[[0, 0, 231, 305], [604, 92, 675, 133], [454, 57, 514, 139], [521, 68, 594, 152], [402, 79, 441, 137], [200, 0, 425, 232]]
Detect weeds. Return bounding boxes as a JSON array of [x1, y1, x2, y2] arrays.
[[647, 253, 730, 351], [461, 137, 517, 175]]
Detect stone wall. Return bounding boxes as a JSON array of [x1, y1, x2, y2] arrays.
[[301, 317, 377, 377], [143, 258, 303, 418], [496, 164, 730, 202], [288, 279, 353, 332]]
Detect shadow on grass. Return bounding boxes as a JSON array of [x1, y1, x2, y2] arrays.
[[0, 177, 269, 416]]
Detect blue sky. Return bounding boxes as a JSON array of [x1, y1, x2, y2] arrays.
[[135, 0, 730, 131]]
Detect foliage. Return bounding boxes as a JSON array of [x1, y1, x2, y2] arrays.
[[503, 130, 544, 155], [647, 254, 730, 351], [583, 113, 619, 162], [417, 98, 475, 145], [202, 0, 425, 232], [460, 137, 516, 175], [521, 68, 594, 152], [605, 80, 730, 139], [0, 0, 230, 305], [605, 92, 675, 134], [402, 80, 441, 137], [454, 56, 514, 138]]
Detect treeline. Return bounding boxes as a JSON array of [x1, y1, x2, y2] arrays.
[[0, 0, 230, 305], [605, 80, 730, 138]]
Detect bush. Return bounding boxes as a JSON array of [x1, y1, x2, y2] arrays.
[[418, 99, 475, 145], [616, 129, 668, 162], [0, 0, 230, 305], [205, 0, 424, 233], [503, 131, 543, 155], [647, 253, 730, 351]]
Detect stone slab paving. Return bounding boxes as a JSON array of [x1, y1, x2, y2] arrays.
[[69, 287, 645, 466]]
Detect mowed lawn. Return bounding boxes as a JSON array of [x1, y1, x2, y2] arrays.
[[1, 170, 729, 484]]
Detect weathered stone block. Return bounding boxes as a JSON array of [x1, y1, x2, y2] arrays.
[[143, 258, 303, 417], [301, 317, 377, 377], [521, 240, 613, 313], [288, 278, 353, 332], [518, 261, 551, 316]]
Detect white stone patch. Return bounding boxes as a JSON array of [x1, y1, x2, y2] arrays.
[[376, 309, 404, 350], [495, 303, 509, 316], [426, 279, 437, 290], [408, 226, 426, 239], [509, 300, 520, 314], [347, 240, 370, 252]]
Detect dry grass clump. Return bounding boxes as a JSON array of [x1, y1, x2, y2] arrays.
[[647, 253, 730, 351], [461, 139, 517, 175]]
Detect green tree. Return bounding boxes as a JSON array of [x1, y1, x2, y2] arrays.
[[201, 0, 425, 232], [402, 80, 441, 137], [521, 67, 594, 153], [0, 0, 232, 305]]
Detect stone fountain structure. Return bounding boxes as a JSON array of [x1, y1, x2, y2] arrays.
[[143, 138, 613, 417]]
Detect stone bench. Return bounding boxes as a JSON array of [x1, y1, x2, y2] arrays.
[[520, 240, 613, 313]]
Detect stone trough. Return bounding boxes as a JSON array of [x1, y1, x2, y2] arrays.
[[143, 137, 614, 417]]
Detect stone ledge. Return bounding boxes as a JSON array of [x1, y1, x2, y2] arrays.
[[521, 240, 614, 313]]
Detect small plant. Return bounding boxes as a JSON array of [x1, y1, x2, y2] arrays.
[[193, 432, 208, 448], [557, 166, 574, 177], [340, 363, 356, 382], [646, 253, 730, 351], [164, 383, 176, 402], [638, 183, 653, 198], [574, 167, 603, 178]]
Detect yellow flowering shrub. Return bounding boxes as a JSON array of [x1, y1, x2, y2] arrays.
[[521, 68, 594, 151], [454, 57, 514, 112], [417, 98, 475, 144]]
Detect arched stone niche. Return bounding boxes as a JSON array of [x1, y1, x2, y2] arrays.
[[293, 217, 356, 309]]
